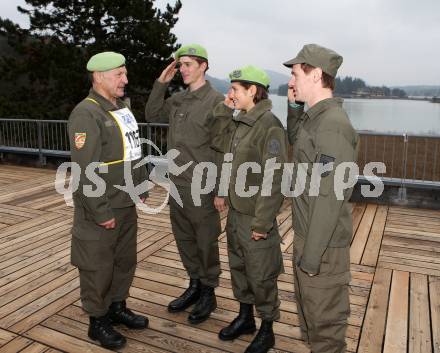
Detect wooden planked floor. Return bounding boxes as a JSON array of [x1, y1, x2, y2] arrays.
[[0, 164, 439, 353]]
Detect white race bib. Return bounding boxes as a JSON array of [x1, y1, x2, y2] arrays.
[[109, 108, 142, 161]]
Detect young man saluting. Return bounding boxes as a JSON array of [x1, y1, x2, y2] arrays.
[[145, 44, 224, 324]]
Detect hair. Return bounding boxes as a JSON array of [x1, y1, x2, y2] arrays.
[[300, 63, 335, 91], [194, 57, 209, 73], [238, 82, 268, 103]]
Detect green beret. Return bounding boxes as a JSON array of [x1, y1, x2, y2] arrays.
[[175, 44, 208, 61], [229, 65, 270, 89], [86, 51, 126, 72], [283, 43, 343, 77]]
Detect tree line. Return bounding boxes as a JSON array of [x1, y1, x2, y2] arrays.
[[278, 76, 407, 98]]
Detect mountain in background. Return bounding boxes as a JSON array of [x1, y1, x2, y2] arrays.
[[206, 74, 229, 94], [265, 69, 290, 92], [392, 85, 440, 97], [207, 69, 290, 94]]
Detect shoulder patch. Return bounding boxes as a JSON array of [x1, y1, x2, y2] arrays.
[[319, 154, 335, 164], [74, 132, 86, 149], [268, 138, 281, 155], [319, 154, 335, 177]]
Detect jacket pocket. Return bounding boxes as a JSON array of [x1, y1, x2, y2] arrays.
[[301, 246, 351, 288], [296, 128, 317, 164], [172, 109, 188, 146], [70, 237, 101, 270], [70, 226, 118, 271], [211, 124, 234, 153], [71, 204, 101, 240], [211, 134, 228, 153], [319, 246, 350, 276], [246, 228, 284, 280]]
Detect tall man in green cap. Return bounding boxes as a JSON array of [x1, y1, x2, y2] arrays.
[[69, 51, 149, 349], [283, 44, 359, 353], [145, 44, 224, 323]]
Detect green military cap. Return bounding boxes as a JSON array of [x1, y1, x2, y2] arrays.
[[283, 43, 343, 77], [86, 51, 126, 72], [229, 65, 270, 89], [175, 44, 208, 61]]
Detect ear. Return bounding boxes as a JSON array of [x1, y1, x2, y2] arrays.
[[249, 85, 257, 97], [93, 72, 102, 83], [313, 68, 323, 83], [200, 61, 208, 72]]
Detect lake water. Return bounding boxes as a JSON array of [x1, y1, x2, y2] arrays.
[[269, 94, 440, 136]]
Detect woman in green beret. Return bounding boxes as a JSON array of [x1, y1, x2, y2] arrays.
[[211, 65, 287, 353]]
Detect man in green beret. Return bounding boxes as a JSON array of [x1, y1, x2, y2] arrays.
[[68, 51, 149, 349], [145, 44, 224, 324], [283, 44, 359, 353]]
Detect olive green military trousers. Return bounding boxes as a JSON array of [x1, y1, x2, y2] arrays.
[[293, 235, 351, 353], [169, 186, 221, 287], [226, 208, 284, 321], [71, 205, 137, 317]]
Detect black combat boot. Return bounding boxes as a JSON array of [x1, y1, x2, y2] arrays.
[[109, 300, 148, 329], [88, 315, 126, 349], [245, 320, 275, 353], [219, 302, 256, 340], [168, 278, 201, 313], [188, 284, 217, 324]]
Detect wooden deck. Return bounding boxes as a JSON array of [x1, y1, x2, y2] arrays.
[[0, 164, 438, 353]]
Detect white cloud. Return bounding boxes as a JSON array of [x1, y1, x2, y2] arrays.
[[160, 0, 440, 85], [4, 0, 440, 85], [2, 0, 29, 28]]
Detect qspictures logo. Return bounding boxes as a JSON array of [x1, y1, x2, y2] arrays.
[[55, 138, 386, 214]]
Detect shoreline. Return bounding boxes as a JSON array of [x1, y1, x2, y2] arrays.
[[275, 94, 438, 102]]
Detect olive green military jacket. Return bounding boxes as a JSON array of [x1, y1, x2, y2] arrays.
[[68, 89, 148, 224], [211, 99, 287, 234], [145, 80, 224, 186], [287, 98, 359, 274]]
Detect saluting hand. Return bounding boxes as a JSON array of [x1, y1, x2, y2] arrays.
[[251, 231, 268, 241], [214, 196, 228, 212], [224, 95, 235, 109], [287, 85, 296, 103], [99, 218, 116, 229], [158, 60, 178, 83]]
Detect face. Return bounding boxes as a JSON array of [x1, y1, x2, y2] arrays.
[[98, 66, 128, 98], [178, 56, 206, 85], [288, 63, 313, 103], [227, 82, 255, 111]]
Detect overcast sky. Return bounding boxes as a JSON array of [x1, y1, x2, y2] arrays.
[[3, 0, 440, 86]]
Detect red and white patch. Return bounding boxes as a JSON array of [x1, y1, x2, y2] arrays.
[[74, 132, 86, 149]]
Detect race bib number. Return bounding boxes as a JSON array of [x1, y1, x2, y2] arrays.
[[110, 108, 142, 161]]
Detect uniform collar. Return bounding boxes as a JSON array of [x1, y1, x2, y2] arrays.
[[88, 88, 126, 111], [234, 99, 272, 126], [305, 97, 343, 120], [183, 80, 212, 100]]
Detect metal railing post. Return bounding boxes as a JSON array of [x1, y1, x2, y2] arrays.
[[146, 123, 153, 173], [397, 133, 408, 202], [37, 120, 45, 165]]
